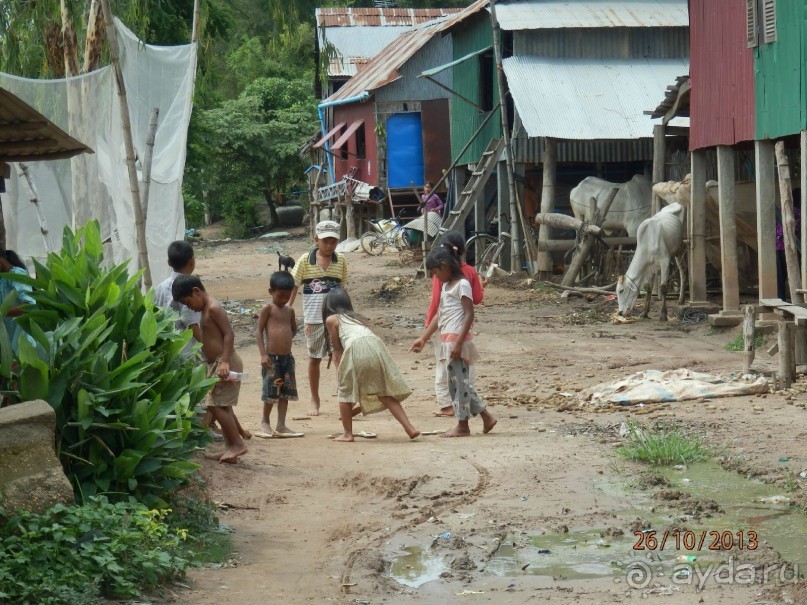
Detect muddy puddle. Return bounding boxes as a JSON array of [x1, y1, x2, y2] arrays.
[[388, 462, 807, 588]]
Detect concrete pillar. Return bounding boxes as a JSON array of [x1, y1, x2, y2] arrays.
[[690, 150, 708, 302], [717, 145, 740, 311], [755, 139, 778, 301]]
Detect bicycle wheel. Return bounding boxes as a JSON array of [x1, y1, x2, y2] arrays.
[[477, 242, 503, 278], [465, 234, 496, 267], [360, 231, 386, 255]]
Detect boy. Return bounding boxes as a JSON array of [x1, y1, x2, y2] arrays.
[[255, 271, 302, 438], [153, 240, 202, 356], [172, 274, 248, 464], [288, 220, 348, 416]]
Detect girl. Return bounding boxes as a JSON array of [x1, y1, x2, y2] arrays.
[[323, 288, 420, 442], [411, 247, 496, 438], [423, 231, 484, 417], [0, 249, 35, 355]]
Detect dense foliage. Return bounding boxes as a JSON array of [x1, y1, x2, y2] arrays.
[[2, 222, 213, 506], [0, 497, 194, 604]]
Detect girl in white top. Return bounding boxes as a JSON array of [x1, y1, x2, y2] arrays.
[[411, 248, 497, 438]]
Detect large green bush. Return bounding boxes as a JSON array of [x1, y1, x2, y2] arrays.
[[2, 221, 213, 505]]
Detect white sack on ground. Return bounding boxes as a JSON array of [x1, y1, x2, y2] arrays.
[[580, 368, 769, 406]]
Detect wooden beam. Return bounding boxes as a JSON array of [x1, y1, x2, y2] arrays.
[[717, 145, 740, 311]]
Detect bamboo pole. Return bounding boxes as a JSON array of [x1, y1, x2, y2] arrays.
[[140, 108, 160, 224], [100, 0, 152, 290], [16, 163, 51, 252], [489, 0, 522, 271]]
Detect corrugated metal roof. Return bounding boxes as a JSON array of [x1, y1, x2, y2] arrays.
[[0, 87, 93, 162], [503, 55, 690, 139], [496, 0, 688, 30], [320, 26, 413, 77], [316, 7, 463, 27], [326, 0, 489, 103]]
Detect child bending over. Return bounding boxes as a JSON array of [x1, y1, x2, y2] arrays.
[[411, 247, 496, 438], [173, 274, 248, 463], [323, 288, 420, 442], [256, 271, 303, 438]]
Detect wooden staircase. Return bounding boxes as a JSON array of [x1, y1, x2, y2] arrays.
[[440, 138, 504, 235]]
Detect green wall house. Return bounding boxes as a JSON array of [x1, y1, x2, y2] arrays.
[[754, 0, 807, 139], [450, 11, 502, 165]]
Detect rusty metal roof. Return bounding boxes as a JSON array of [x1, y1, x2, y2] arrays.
[[647, 74, 690, 123], [497, 0, 688, 30], [316, 7, 463, 27], [325, 0, 489, 103], [0, 87, 93, 163]]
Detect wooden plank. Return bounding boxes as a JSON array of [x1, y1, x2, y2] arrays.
[[759, 298, 788, 307]]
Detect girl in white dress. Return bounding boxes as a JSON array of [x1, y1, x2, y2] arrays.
[[411, 247, 497, 438], [323, 288, 420, 442]]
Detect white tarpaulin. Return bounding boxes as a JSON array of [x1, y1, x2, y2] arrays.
[[0, 18, 196, 284], [580, 368, 769, 406]]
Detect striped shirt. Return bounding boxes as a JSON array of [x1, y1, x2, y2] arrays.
[[291, 248, 348, 324]]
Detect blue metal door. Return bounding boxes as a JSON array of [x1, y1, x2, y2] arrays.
[[387, 113, 423, 188]]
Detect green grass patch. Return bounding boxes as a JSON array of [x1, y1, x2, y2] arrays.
[[725, 330, 765, 351], [616, 419, 710, 466]]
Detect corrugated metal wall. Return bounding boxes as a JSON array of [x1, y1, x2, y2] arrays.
[[690, 0, 755, 149], [375, 34, 452, 102], [514, 27, 689, 59], [755, 1, 806, 139], [451, 14, 502, 165], [513, 136, 654, 164]]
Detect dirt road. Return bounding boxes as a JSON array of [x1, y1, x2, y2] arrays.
[[169, 228, 807, 605]]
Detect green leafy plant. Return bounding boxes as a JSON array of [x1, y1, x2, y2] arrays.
[[4, 221, 213, 505], [0, 496, 191, 604], [725, 330, 765, 351], [616, 419, 709, 466]]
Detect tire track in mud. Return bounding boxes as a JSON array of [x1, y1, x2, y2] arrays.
[[339, 460, 492, 592]]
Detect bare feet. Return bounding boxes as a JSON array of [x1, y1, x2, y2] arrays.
[[261, 420, 273, 434], [240, 429, 252, 440], [407, 429, 421, 440], [307, 402, 321, 416], [434, 407, 455, 417], [441, 426, 471, 438], [219, 444, 248, 464], [482, 415, 497, 434], [333, 434, 354, 442], [204, 450, 225, 460]]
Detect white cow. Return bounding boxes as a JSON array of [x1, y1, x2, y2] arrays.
[[570, 174, 653, 237], [616, 202, 686, 322]]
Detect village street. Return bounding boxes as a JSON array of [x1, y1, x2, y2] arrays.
[[169, 228, 807, 605]]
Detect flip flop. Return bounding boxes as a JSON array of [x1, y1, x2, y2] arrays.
[[272, 431, 305, 438], [254, 431, 274, 439], [433, 412, 455, 417], [420, 430, 445, 436], [326, 431, 377, 439]]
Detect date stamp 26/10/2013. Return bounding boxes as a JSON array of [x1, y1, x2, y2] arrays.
[[633, 530, 758, 551]]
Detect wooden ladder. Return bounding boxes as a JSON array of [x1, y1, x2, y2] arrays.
[[440, 137, 504, 235]]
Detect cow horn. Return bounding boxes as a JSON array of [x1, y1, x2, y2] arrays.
[[618, 275, 624, 285]]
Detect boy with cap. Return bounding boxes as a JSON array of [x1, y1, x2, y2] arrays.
[[289, 220, 348, 416]]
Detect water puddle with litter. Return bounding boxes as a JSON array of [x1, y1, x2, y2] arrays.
[[388, 461, 807, 587]]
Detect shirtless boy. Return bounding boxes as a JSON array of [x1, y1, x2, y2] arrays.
[[256, 271, 302, 438], [172, 274, 247, 464]]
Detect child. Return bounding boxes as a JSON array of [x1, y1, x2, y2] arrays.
[[153, 241, 203, 358], [288, 220, 348, 416], [255, 271, 302, 438], [424, 231, 484, 417], [411, 247, 496, 438], [172, 274, 248, 463], [0, 249, 35, 355], [154, 242, 249, 441], [323, 288, 419, 442]]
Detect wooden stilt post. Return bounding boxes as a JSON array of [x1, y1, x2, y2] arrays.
[[743, 304, 755, 375], [756, 140, 778, 302], [716, 145, 739, 312], [690, 150, 707, 302], [536, 137, 556, 278]]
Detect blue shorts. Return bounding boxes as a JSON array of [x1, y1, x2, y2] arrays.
[[261, 353, 299, 402]]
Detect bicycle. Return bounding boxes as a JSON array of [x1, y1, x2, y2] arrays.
[[360, 210, 413, 256], [465, 214, 512, 276]]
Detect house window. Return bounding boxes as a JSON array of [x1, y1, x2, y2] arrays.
[[479, 50, 494, 112], [747, 0, 776, 47], [339, 125, 348, 160]]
